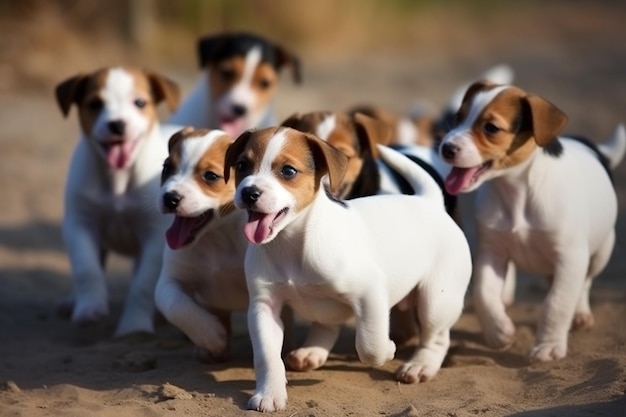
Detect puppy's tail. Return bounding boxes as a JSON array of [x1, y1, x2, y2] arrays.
[[376, 144, 445, 207], [598, 124, 626, 169]]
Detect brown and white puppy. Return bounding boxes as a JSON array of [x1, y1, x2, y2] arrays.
[[154, 127, 249, 360], [439, 81, 626, 361], [225, 127, 472, 412], [55, 66, 180, 336], [169, 31, 301, 138]]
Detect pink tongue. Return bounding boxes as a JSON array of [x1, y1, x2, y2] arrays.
[[166, 216, 196, 249], [105, 141, 133, 169], [220, 119, 246, 138], [243, 211, 274, 244], [444, 166, 481, 195]]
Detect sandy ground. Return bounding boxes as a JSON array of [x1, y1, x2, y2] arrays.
[[1, 3, 626, 416]]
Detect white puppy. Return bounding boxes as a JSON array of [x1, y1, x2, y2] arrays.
[[439, 81, 626, 361], [224, 127, 472, 412], [154, 127, 249, 359], [55, 66, 180, 336]]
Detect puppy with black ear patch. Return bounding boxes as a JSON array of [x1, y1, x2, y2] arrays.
[[55, 66, 180, 336], [169, 31, 301, 138], [440, 81, 626, 361], [225, 127, 472, 412]]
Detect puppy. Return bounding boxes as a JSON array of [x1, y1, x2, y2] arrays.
[[169, 31, 301, 137], [154, 127, 248, 360], [225, 127, 472, 412], [55, 66, 180, 336], [439, 81, 626, 361]]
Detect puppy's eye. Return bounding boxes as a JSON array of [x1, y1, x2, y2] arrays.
[[483, 122, 501, 134], [86, 98, 103, 112], [219, 68, 236, 82], [235, 160, 249, 173], [202, 171, 220, 183], [258, 78, 272, 90], [134, 98, 147, 109], [281, 165, 297, 179]]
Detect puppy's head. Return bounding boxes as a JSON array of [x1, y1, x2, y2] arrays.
[[197, 32, 301, 137], [281, 111, 390, 199], [159, 127, 235, 250], [224, 127, 347, 245], [55, 67, 180, 170], [439, 82, 567, 194]]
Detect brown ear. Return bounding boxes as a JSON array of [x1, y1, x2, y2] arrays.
[[55, 74, 88, 117], [305, 132, 348, 194], [146, 71, 180, 113], [224, 130, 254, 183], [525, 94, 568, 146], [353, 112, 392, 158]]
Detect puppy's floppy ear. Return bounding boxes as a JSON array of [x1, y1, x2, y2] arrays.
[[274, 45, 302, 84], [224, 130, 253, 183], [305, 132, 348, 194], [55, 74, 88, 117], [145, 71, 181, 113], [353, 112, 392, 158], [524, 94, 568, 146]]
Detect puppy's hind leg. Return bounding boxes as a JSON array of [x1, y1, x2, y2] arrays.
[[396, 285, 463, 384], [572, 231, 615, 331], [286, 322, 341, 371]]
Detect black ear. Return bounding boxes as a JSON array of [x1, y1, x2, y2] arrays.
[[274, 45, 302, 84], [145, 70, 181, 113], [55, 74, 88, 117], [197, 33, 229, 68], [224, 130, 254, 183]]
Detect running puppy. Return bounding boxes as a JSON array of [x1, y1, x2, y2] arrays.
[[225, 127, 472, 412], [55, 66, 180, 336], [439, 81, 626, 361]]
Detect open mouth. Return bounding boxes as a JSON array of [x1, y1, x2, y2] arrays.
[[165, 209, 214, 249], [444, 160, 493, 195], [100, 139, 137, 169], [219, 116, 246, 137], [243, 207, 288, 244]]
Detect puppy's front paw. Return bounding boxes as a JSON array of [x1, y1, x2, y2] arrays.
[[357, 339, 396, 366], [115, 312, 154, 337], [189, 317, 228, 356], [248, 389, 288, 413], [395, 360, 439, 384], [71, 295, 109, 325], [483, 316, 515, 349], [529, 341, 567, 362], [286, 347, 328, 371]]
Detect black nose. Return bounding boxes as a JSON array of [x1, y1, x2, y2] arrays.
[[232, 104, 247, 117], [241, 186, 261, 205], [163, 191, 182, 210], [441, 142, 460, 161], [107, 120, 126, 135]]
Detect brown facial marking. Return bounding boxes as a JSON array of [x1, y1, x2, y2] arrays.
[[193, 132, 236, 207], [163, 127, 212, 184], [468, 87, 538, 170], [209, 56, 245, 99], [224, 128, 275, 185]]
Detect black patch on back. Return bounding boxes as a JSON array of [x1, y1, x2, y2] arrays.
[[542, 139, 564, 157], [386, 145, 458, 214], [346, 155, 381, 199]]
